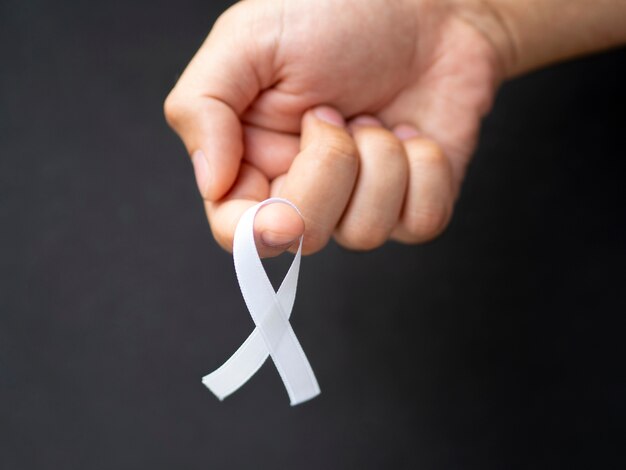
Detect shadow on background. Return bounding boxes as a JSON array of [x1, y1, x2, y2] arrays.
[[1, 1, 625, 468]]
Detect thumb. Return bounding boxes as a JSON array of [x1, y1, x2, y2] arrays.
[[164, 4, 269, 201]]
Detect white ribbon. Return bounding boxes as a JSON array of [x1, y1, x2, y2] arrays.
[[203, 198, 321, 406]]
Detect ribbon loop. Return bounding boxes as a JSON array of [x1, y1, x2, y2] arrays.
[[203, 198, 321, 406]]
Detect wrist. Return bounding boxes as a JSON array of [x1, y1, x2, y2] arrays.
[[453, 0, 626, 79], [447, 0, 519, 79]]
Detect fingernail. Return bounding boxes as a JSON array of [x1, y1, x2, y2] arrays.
[[350, 115, 382, 127], [313, 106, 345, 127], [393, 124, 421, 141], [191, 150, 211, 198], [260, 230, 298, 248]]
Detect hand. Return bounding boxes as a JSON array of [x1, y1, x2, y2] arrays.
[[164, 0, 503, 256]]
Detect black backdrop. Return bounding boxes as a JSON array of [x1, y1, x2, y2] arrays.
[[1, 1, 625, 468]]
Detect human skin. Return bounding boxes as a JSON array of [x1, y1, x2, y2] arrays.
[[164, 0, 626, 257]]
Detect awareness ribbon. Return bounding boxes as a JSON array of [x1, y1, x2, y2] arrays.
[[203, 198, 321, 406]]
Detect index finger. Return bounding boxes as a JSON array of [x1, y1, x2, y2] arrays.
[[164, 4, 269, 201]]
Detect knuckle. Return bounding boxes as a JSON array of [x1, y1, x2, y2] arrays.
[[210, 226, 234, 253], [377, 139, 405, 162], [309, 136, 358, 169], [358, 128, 404, 156], [301, 227, 330, 255], [336, 225, 387, 251], [405, 138, 447, 166], [163, 92, 188, 129], [405, 205, 452, 242]]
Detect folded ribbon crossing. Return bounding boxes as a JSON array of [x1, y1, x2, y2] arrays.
[[203, 198, 321, 406]]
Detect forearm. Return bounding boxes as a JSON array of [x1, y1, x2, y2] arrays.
[[455, 0, 626, 78]]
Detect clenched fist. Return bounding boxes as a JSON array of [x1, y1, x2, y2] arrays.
[[164, 0, 503, 256]]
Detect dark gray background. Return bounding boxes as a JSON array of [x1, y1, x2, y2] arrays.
[[1, 0, 625, 468]]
